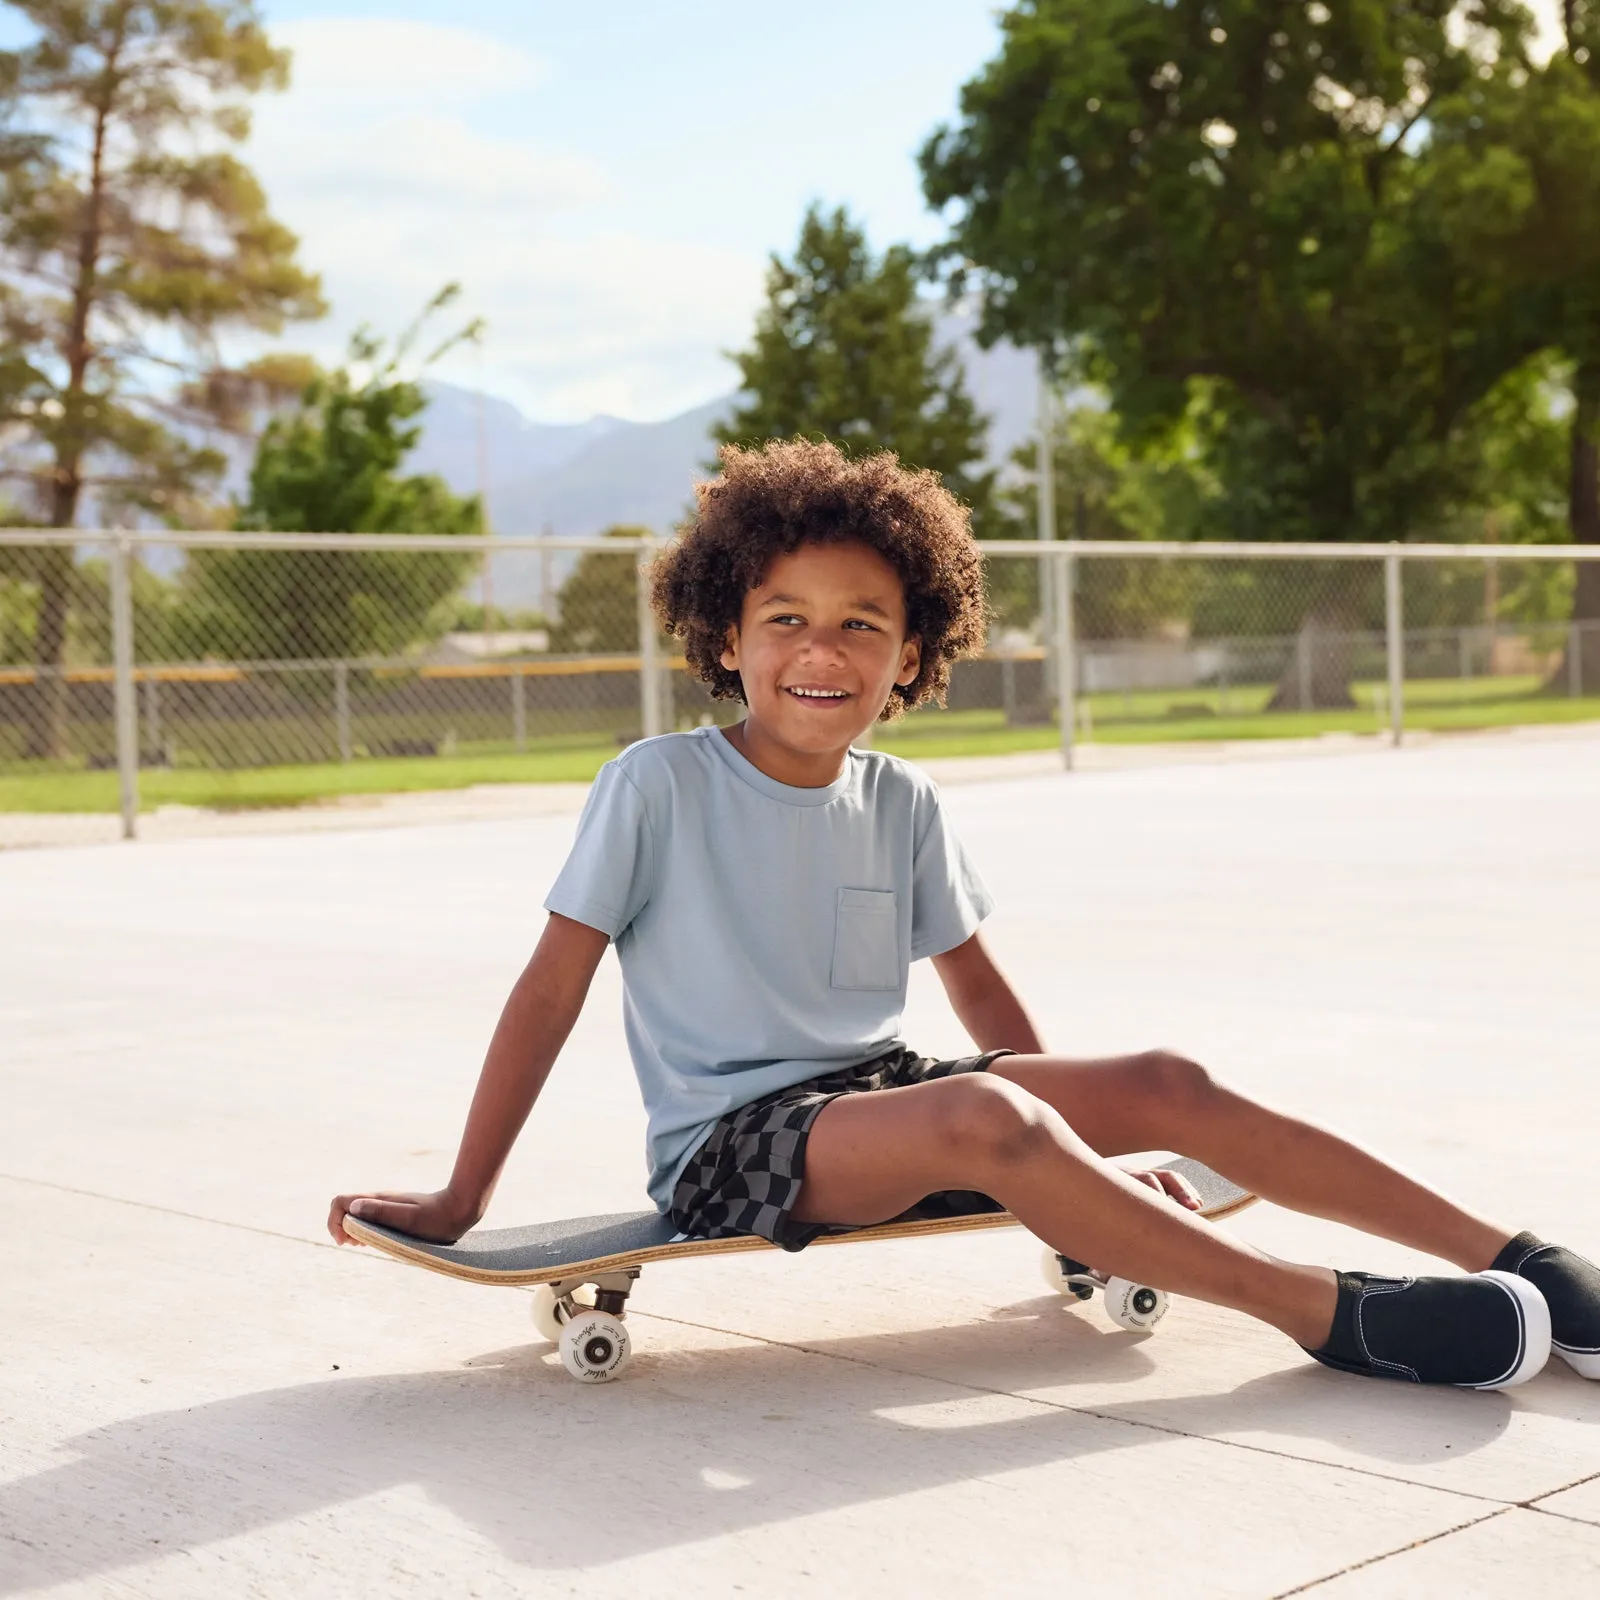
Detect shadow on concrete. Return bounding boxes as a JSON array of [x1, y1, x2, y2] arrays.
[[767, 1294, 1576, 1476], [3, 1296, 1579, 1594]]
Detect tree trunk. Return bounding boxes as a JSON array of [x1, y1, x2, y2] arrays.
[[24, 35, 119, 759], [1556, 10, 1597, 688], [1266, 595, 1362, 711], [1551, 362, 1600, 696]]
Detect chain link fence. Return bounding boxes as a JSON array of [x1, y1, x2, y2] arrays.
[[3, 529, 1598, 846]]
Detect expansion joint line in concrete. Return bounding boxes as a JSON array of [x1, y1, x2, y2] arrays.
[[1270, 1507, 1512, 1597], [0, 1170, 342, 1254], [1525, 1464, 1600, 1526], [1272, 1472, 1600, 1599]]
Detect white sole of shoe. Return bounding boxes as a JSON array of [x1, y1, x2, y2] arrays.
[[1555, 1344, 1600, 1379], [1468, 1270, 1552, 1389]]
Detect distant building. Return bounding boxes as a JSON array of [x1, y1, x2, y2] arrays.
[[429, 630, 550, 664]]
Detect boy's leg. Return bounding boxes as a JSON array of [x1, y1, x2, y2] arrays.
[[988, 1051, 1514, 1272], [791, 1072, 1340, 1349]]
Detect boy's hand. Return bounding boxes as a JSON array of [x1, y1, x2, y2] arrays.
[[1121, 1166, 1203, 1211], [328, 1188, 481, 1246]]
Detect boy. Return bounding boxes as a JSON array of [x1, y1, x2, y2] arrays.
[[332, 439, 1600, 1390]]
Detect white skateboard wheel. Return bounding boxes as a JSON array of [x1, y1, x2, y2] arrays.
[[1103, 1277, 1168, 1332], [1039, 1246, 1095, 1301], [530, 1284, 594, 1344], [559, 1309, 632, 1382]]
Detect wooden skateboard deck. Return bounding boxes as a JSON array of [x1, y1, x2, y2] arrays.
[[342, 1154, 1255, 1287], [345, 1156, 1256, 1381]]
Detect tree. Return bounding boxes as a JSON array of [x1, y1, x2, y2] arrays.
[[1421, 22, 1600, 682], [921, 0, 1548, 703], [716, 205, 999, 536], [0, 0, 322, 754], [548, 526, 651, 654], [1001, 394, 1213, 637], [174, 298, 483, 664]]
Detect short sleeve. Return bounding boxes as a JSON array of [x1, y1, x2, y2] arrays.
[[909, 791, 994, 960], [543, 760, 655, 938]]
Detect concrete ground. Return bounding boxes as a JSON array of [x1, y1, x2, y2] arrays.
[[3, 729, 1599, 1597]]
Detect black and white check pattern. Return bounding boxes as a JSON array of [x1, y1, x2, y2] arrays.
[[669, 1046, 1012, 1251]]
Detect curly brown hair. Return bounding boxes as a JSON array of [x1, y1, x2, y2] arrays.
[[651, 439, 988, 720]]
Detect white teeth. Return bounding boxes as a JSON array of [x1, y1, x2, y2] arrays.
[[788, 687, 847, 699]]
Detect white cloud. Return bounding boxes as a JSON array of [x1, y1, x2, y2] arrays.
[[257, 107, 606, 214], [244, 17, 759, 421], [274, 17, 546, 111]]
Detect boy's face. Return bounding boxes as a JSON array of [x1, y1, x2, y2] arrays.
[[720, 540, 921, 758]]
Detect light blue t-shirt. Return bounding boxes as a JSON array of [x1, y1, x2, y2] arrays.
[[544, 726, 994, 1208]]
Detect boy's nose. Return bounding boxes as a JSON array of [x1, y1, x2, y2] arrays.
[[795, 631, 847, 664]]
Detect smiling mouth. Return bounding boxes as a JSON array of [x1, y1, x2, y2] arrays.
[[784, 686, 851, 703]]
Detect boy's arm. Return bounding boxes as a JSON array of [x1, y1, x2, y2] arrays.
[[929, 930, 1045, 1056], [328, 911, 610, 1245]]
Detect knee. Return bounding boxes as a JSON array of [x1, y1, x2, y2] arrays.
[[929, 1074, 1054, 1175], [1130, 1048, 1218, 1117]]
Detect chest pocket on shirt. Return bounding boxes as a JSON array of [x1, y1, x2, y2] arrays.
[[830, 887, 901, 991]]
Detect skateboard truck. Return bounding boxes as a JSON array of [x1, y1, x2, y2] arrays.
[[1041, 1250, 1169, 1331], [1049, 1254, 1098, 1302], [531, 1269, 639, 1381]]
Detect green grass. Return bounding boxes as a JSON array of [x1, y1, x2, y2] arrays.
[[0, 739, 619, 814], [5, 676, 1599, 814], [878, 676, 1600, 757]]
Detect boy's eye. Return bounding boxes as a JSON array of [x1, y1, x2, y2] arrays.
[[763, 613, 880, 632]]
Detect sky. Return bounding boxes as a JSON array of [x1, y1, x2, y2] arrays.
[[0, 2, 1572, 428], [234, 1, 1007, 424]]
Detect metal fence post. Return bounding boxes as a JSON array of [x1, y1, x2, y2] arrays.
[[334, 662, 351, 762], [511, 665, 526, 750], [1385, 550, 1404, 747], [636, 540, 663, 740], [1570, 621, 1583, 699], [1053, 546, 1076, 770], [1036, 370, 1057, 688], [109, 534, 140, 839]]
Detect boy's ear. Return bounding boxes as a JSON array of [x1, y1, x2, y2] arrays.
[[895, 636, 921, 688], [719, 625, 741, 673]]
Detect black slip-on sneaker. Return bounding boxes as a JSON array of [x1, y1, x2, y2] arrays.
[[1493, 1232, 1600, 1379], [1304, 1269, 1550, 1390]]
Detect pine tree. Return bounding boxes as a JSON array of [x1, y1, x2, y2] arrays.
[[716, 205, 997, 535], [0, 1, 323, 754]]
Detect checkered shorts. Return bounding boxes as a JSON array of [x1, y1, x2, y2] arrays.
[[668, 1046, 1014, 1252]]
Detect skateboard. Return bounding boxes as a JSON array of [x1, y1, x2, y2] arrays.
[[344, 1154, 1257, 1383]]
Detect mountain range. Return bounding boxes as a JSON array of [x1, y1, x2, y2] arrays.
[[407, 309, 1043, 554]]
